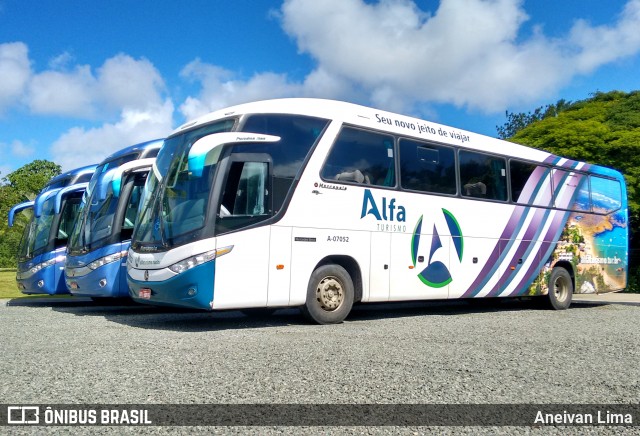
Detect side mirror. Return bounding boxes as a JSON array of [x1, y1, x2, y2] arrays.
[[188, 132, 280, 177], [8, 201, 35, 227], [54, 183, 89, 214], [34, 189, 61, 217], [109, 158, 155, 198]]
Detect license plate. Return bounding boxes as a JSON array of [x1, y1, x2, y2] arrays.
[[69, 282, 79, 290], [139, 288, 151, 299]]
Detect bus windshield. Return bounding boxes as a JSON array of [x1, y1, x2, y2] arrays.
[[18, 196, 56, 261], [68, 159, 134, 255], [133, 119, 236, 251], [132, 114, 329, 252]]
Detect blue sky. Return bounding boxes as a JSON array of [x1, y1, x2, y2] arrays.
[[1, 0, 640, 174]]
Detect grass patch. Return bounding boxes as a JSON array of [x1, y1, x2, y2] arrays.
[[0, 270, 72, 299], [0, 270, 21, 299]]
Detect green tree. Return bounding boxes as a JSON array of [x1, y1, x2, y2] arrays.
[[496, 99, 571, 139], [0, 160, 61, 267]]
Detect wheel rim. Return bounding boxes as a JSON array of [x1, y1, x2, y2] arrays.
[[553, 274, 569, 302], [316, 276, 344, 311]]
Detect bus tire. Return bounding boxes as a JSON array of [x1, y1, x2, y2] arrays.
[[302, 264, 354, 324], [547, 267, 573, 310]]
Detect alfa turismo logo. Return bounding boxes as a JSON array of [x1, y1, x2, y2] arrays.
[[411, 209, 463, 288]]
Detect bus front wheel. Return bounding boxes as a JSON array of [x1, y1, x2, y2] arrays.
[[547, 267, 573, 310], [302, 264, 354, 324]]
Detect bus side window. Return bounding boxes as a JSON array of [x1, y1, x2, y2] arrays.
[[590, 176, 622, 214], [552, 169, 590, 211], [56, 198, 81, 246], [216, 160, 271, 235], [399, 139, 456, 195], [459, 150, 507, 201], [321, 127, 396, 187], [510, 160, 552, 207]]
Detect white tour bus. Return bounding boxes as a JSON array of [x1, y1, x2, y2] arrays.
[[127, 98, 628, 324]]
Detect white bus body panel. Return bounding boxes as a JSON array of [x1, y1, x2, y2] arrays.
[[368, 232, 391, 301], [213, 226, 270, 309], [267, 225, 292, 306]]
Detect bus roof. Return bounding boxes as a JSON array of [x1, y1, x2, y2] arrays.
[[42, 164, 97, 193], [98, 139, 163, 166], [172, 98, 623, 181]]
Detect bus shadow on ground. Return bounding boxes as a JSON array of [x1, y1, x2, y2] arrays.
[[347, 297, 606, 322], [6, 295, 608, 332]]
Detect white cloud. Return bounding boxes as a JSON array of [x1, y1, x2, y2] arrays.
[[10, 139, 35, 157], [50, 99, 174, 171], [178, 57, 362, 121], [24, 53, 176, 171], [97, 54, 166, 110], [0, 140, 35, 177], [27, 65, 97, 116], [48, 51, 75, 70], [26, 53, 167, 119], [0, 42, 31, 114], [273, 0, 640, 113], [0, 164, 13, 181], [569, 0, 640, 73], [179, 59, 306, 120]]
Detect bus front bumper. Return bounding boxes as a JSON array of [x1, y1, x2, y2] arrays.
[[127, 260, 215, 310], [66, 259, 125, 298], [17, 260, 68, 295]]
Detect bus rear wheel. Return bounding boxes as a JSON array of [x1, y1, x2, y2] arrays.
[[547, 267, 573, 310], [302, 264, 354, 324]]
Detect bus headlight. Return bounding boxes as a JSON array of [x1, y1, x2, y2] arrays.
[[168, 246, 233, 275], [21, 255, 66, 279], [30, 258, 58, 274], [88, 251, 127, 271]]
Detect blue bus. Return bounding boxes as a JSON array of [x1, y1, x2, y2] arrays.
[[65, 140, 162, 299], [9, 165, 97, 295]]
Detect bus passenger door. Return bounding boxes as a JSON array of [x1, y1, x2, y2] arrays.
[[368, 232, 390, 301], [212, 155, 273, 309]]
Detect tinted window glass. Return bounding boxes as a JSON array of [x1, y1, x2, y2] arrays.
[[552, 169, 590, 211], [399, 139, 456, 194], [590, 176, 622, 213], [123, 184, 144, 230], [76, 173, 93, 184], [459, 150, 507, 201], [321, 127, 396, 187], [240, 115, 329, 212], [510, 160, 552, 206], [220, 162, 269, 216], [241, 115, 328, 179], [216, 160, 271, 235], [58, 198, 81, 242]]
